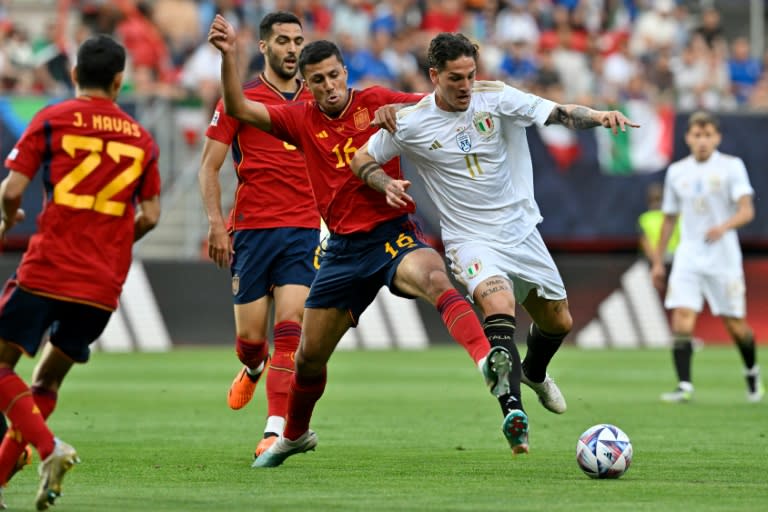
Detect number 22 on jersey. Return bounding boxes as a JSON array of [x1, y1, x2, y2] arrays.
[[57, 134, 145, 216]]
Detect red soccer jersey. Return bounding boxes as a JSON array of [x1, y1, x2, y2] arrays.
[[206, 75, 318, 232], [266, 86, 423, 234], [3, 96, 161, 310]]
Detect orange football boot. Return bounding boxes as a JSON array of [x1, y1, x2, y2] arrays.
[[254, 435, 278, 458], [227, 356, 270, 410]]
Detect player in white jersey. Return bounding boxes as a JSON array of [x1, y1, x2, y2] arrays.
[[651, 111, 763, 404], [350, 32, 638, 454]]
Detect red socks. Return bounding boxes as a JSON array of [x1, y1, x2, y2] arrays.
[[266, 321, 300, 419], [0, 370, 54, 462], [282, 369, 326, 441], [0, 386, 57, 485], [235, 336, 269, 370], [436, 289, 490, 364]]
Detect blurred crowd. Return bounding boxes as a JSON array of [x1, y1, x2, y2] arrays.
[[2, 0, 768, 115]]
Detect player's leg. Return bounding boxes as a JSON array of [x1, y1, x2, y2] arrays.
[[229, 298, 271, 410], [661, 265, 702, 402], [254, 231, 365, 468], [228, 230, 275, 410], [707, 270, 763, 402], [471, 278, 530, 450], [30, 301, 111, 509], [0, 284, 58, 466], [0, 343, 70, 488], [257, 228, 318, 456], [395, 249, 533, 453], [521, 293, 570, 414], [393, 247, 490, 363], [256, 284, 308, 457], [662, 307, 698, 402], [721, 317, 763, 402], [508, 230, 569, 414], [252, 307, 351, 468]]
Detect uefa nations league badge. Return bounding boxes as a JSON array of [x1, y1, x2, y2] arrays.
[[456, 129, 472, 153]]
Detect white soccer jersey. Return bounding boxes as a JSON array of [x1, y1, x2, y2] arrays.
[[662, 150, 754, 274], [366, 81, 555, 247]]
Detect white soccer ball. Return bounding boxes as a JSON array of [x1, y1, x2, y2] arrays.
[[576, 424, 633, 479]]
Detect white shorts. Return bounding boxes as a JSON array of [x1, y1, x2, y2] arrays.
[[665, 266, 746, 318], [446, 229, 566, 304]]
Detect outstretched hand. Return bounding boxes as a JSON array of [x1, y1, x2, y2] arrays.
[[599, 111, 640, 135], [0, 208, 25, 240], [208, 14, 237, 54]]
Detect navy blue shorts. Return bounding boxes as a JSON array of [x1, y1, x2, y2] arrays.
[[306, 216, 430, 324], [0, 279, 112, 362], [231, 227, 320, 304]]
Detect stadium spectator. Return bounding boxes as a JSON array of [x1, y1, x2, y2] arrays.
[[352, 32, 638, 454], [728, 37, 762, 106], [114, 0, 177, 97], [198, 11, 319, 461], [331, 0, 371, 48], [498, 38, 538, 90], [495, 0, 540, 47], [692, 6, 724, 51], [630, 0, 679, 60], [208, 14, 513, 469], [0, 34, 160, 508], [651, 111, 763, 404]]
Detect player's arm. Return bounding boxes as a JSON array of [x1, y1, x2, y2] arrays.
[[650, 213, 678, 291], [134, 195, 160, 242], [208, 15, 272, 131], [199, 137, 233, 268], [638, 231, 654, 262], [350, 141, 413, 208], [545, 105, 640, 134], [0, 170, 30, 238], [705, 194, 754, 243]]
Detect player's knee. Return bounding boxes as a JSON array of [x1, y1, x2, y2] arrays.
[[293, 349, 325, 377], [541, 311, 573, 335], [424, 268, 453, 297]]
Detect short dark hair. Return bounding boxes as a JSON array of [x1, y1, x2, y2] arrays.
[[687, 110, 720, 132], [75, 35, 125, 92], [259, 11, 302, 40], [427, 33, 479, 72], [299, 40, 345, 74]]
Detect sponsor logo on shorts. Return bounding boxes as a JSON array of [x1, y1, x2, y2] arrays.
[[232, 275, 240, 295]]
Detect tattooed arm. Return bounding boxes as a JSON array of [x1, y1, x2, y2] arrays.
[[546, 104, 640, 134], [350, 142, 414, 208]]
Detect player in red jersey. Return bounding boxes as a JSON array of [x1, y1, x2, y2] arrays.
[[0, 35, 161, 509], [199, 11, 319, 459], [209, 15, 516, 468]]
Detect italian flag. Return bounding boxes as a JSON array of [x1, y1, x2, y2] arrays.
[[596, 101, 674, 175], [537, 124, 581, 171]]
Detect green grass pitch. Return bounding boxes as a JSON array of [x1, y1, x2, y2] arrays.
[[4, 345, 767, 511]]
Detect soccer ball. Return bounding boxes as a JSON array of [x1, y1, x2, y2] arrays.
[[576, 424, 633, 479]]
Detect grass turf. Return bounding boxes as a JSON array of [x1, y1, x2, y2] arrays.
[[4, 345, 767, 511]]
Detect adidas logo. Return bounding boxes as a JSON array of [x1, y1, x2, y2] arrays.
[[575, 261, 671, 349], [428, 140, 442, 150], [316, 130, 328, 139]]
